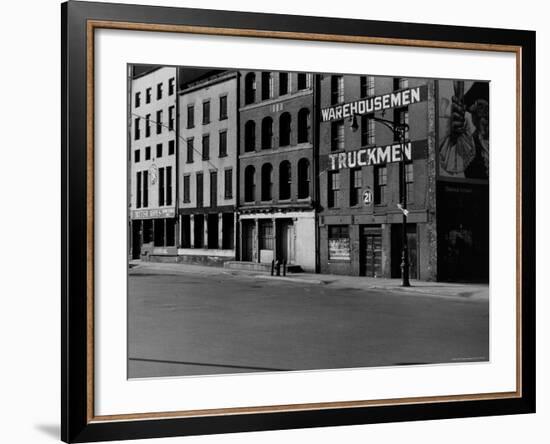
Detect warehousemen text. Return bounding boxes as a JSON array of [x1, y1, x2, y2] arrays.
[[321, 86, 424, 122]]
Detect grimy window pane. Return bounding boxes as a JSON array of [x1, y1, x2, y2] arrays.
[[136, 171, 141, 208], [166, 166, 172, 206], [142, 170, 148, 207], [159, 167, 165, 207]]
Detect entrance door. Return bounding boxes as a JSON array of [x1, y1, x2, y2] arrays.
[[131, 220, 141, 259], [242, 221, 254, 262], [361, 228, 382, 277], [277, 220, 294, 263], [391, 224, 418, 279]]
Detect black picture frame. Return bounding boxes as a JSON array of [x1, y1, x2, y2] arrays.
[[61, 1, 536, 442]]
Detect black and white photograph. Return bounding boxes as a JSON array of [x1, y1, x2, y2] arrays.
[[127, 66, 490, 379]]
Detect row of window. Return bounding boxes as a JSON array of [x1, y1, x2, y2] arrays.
[[244, 108, 310, 152], [327, 163, 414, 208], [329, 75, 406, 105], [186, 95, 228, 129], [330, 107, 409, 152], [182, 169, 233, 206], [185, 130, 228, 163], [134, 77, 175, 108], [135, 166, 173, 209], [137, 167, 233, 209], [243, 159, 310, 203], [134, 140, 175, 163], [134, 107, 175, 140], [244, 72, 312, 105], [136, 161, 413, 209]]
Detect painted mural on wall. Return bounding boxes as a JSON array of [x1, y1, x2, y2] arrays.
[[438, 80, 489, 180]]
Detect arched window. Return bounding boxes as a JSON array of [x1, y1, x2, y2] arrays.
[[279, 112, 291, 147], [261, 163, 273, 201], [261, 117, 273, 149], [279, 160, 292, 200], [298, 108, 310, 143], [297, 158, 310, 199], [261, 72, 274, 100], [245, 72, 256, 105], [244, 120, 256, 152], [244, 165, 256, 202]]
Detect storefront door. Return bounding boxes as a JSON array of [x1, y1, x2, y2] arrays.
[[242, 221, 254, 262], [391, 224, 418, 280], [361, 228, 382, 277], [277, 219, 294, 264], [132, 220, 141, 259]]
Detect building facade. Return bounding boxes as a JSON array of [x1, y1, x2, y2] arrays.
[[177, 71, 239, 265], [127, 66, 488, 282], [129, 66, 179, 260], [237, 71, 316, 272], [317, 74, 438, 280]]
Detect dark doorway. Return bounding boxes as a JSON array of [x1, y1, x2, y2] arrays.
[[437, 183, 489, 282], [166, 218, 176, 247], [391, 224, 418, 279], [153, 219, 165, 247], [207, 213, 219, 249], [276, 219, 294, 263], [194, 215, 204, 248], [180, 215, 191, 248], [360, 226, 382, 277], [242, 220, 255, 261], [222, 213, 234, 249], [131, 220, 141, 259]]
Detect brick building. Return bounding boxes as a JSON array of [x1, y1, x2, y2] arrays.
[[177, 71, 239, 265], [237, 71, 316, 272], [129, 66, 179, 260], [317, 74, 438, 280]]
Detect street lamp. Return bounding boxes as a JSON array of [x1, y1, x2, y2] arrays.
[[350, 114, 411, 287]]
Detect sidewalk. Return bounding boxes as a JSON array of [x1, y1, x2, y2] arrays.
[[129, 260, 489, 301]]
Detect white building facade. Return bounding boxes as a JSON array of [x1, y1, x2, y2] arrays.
[[177, 71, 239, 265], [129, 66, 178, 260]]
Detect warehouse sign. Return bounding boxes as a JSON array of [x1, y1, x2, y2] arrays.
[[321, 85, 427, 122], [328, 142, 412, 170]]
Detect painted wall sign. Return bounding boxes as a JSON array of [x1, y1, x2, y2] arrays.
[[328, 238, 351, 261], [131, 208, 176, 219], [328, 142, 410, 170], [325, 139, 428, 171], [321, 85, 428, 122], [438, 80, 489, 181]]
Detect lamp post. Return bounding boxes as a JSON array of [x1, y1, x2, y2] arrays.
[[350, 114, 411, 287]]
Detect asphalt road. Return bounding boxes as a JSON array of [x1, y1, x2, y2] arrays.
[[128, 269, 489, 378]]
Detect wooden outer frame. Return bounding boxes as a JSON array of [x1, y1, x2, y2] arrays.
[[62, 1, 536, 442]]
